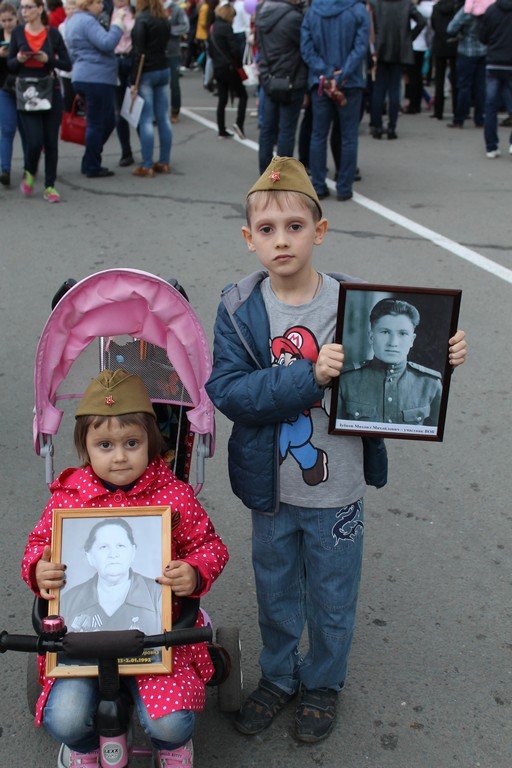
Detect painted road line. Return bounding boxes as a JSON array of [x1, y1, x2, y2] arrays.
[[181, 107, 512, 285]]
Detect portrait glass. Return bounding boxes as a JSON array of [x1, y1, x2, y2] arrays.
[[329, 284, 462, 441], [46, 506, 172, 677]]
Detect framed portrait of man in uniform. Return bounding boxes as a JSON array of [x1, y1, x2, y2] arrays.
[[46, 506, 172, 677], [328, 284, 462, 441]]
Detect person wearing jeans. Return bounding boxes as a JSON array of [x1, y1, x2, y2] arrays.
[[137, 67, 172, 171], [255, 0, 308, 173], [131, 0, 172, 176], [446, 6, 487, 128], [65, 0, 126, 177], [478, 0, 512, 157], [301, 0, 369, 201], [164, 0, 189, 123], [309, 86, 362, 200]]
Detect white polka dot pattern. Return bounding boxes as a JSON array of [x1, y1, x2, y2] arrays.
[[22, 458, 229, 726]]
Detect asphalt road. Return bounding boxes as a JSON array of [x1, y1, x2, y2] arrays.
[[0, 70, 511, 768]]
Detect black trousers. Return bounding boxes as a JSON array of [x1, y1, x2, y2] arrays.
[[433, 55, 457, 119]]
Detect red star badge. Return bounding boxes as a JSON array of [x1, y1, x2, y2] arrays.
[[105, 395, 115, 406], [269, 171, 280, 182]]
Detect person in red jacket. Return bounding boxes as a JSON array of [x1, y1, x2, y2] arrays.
[[22, 368, 229, 768]]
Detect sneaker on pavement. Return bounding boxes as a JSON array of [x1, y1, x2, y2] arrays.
[[157, 739, 193, 767], [68, 748, 100, 767], [20, 170, 34, 197], [232, 123, 246, 140], [294, 688, 338, 743], [486, 149, 501, 158], [44, 186, 61, 203], [235, 679, 296, 735]]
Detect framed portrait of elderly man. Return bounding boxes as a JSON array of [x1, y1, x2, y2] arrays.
[[328, 284, 462, 441], [46, 507, 172, 677]]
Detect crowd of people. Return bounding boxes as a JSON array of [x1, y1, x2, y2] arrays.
[[1, 0, 511, 203]]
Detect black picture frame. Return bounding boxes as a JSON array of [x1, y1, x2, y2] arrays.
[[328, 284, 462, 441]]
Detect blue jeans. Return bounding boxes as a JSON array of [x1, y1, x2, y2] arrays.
[[17, 89, 63, 187], [454, 54, 486, 126], [484, 70, 512, 152], [251, 500, 364, 693], [371, 62, 402, 132], [168, 54, 181, 116], [310, 87, 362, 197], [258, 88, 304, 173], [73, 81, 116, 175], [0, 89, 18, 173], [138, 68, 172, 168], [43, 677, 194, 752]]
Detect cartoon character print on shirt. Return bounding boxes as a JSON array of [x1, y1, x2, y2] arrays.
[[271, 325, 328, 486]]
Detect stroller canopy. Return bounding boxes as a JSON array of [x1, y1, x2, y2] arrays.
[[33, 269, 215, 454]]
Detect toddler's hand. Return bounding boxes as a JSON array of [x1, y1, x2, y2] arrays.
[[314, 343, 344, 387], [157, 561, 197, 597], [448, 329, 467, 368], [35, 545, 66, 600]]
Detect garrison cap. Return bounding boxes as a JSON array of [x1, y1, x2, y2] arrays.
[[76, 368, 156, 419], [246, 156, 322, 216]]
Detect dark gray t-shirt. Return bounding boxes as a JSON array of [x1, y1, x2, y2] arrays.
[[262, 273, 366, 508]]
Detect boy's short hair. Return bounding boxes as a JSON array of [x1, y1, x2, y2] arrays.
[[370, 299, 421, 329], [246, 189, 322, 225], [74, 413, 164, 466]]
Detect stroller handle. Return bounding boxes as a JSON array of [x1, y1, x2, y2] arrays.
[[0, 625, 212, 658]]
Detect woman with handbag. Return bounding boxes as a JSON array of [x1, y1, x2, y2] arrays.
[[130, 0, 172, 177], [65, 0, 128, 178], [208, 2, 247, 139], [7, 0, 71, 202]]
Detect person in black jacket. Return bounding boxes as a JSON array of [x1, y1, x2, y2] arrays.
[[208, 2, 247, 138], [131, 0, 172, 176], [255, 0, 307, 173], [430, 0, 460, 120], [370, 0, 426, 138], [478, 0, 512, 157], [8, 0, 71, 202]]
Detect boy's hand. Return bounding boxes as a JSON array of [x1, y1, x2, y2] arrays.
[[35, 545, 66, 600], [448, 329, 467, 368], [314, 343, 344, 387], [157, 561, 197, 597]]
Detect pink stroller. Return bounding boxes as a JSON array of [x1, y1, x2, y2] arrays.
[[0, 269, 242, 767], [33, 268, 215, 493]]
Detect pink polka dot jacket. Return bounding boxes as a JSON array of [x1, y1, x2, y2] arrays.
[[21, 457, 229, 726]]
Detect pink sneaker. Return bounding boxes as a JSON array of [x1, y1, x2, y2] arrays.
[[20, 171, 34, 197], [157, 739, 194, 767], [68, 749, 100, 767]]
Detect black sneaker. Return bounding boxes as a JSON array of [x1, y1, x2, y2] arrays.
[[218, 130, 234, 139], [235, 679, 296, 735], [295, 688, 338, 743], [387, 129, 398, 140], [337, 192, 353, 201], [0, 170, 10, 187], [371, 128, 383, 139], [317, 189, 331, 200]]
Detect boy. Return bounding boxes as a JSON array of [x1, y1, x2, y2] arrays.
[[205, 156, 467, 743], [339, 298, 443, 426]]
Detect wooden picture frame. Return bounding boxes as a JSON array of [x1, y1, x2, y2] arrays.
[[328, 284, 462, 441], [47, 506, 172, 677]]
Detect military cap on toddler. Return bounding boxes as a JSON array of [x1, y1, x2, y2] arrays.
[[247, 156, 322, 216], [76, 368, 156, 419]]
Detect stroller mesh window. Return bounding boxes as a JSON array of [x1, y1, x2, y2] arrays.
[[104, 337, 193, 406]]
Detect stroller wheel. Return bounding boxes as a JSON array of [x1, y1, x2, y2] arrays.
[[216, 627, 243, 713], [26, 653, 40, 716]]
